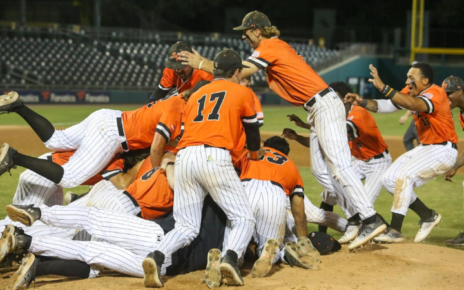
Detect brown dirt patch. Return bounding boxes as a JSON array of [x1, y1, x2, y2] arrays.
[[1, 243, 463, 290]]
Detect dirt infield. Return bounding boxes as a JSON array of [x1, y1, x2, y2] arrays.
[[1, 243, 463, 290]]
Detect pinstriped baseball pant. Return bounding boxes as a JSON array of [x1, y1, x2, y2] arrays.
[[382, 143, 457, 215], [306, 92, 376, 220], [156, 145, 255, 258]]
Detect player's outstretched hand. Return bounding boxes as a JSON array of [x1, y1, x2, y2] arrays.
[[368, 64, 385, 91], [444, 167, 457, 182], [287, 114, 305, 127], [180, 49, 203, 68], [282, 128, 298, 140], [344, 93, 364, 106]]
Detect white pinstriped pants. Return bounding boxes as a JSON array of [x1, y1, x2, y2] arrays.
[[29, 205, 170, 277], [306, 91, 376, 220], [44, 109, 126, 188], [382, 143, 457, 215], [156, 146, 255, 258]]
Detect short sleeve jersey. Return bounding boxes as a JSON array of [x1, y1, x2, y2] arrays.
[[246, 38, 328, 106], [407, 84, 458, 144], [177, 79, 259, 151], [234, 147, 304, 197], [52, 151, 124, 186], [121, 95, 185, 150], [346, 106, 388, 160], [125, 163, 173, 220], [251, 90, 264, 126], [158, 68, 213, 93]]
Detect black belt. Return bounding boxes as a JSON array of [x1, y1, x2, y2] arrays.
[[373, 149, 389, 159], [422, 141, 457, 150], [241, 178, 284, 191], [304, 87, 332, 109], [122, 191, 140, 208], [116, 117, 129, 151]]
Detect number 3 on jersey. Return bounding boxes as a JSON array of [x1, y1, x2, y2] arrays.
[[193, 91, 226, 122]]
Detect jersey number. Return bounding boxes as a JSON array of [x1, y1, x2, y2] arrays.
[[266, 151, 288, 165], [193, 92, 226, 122]]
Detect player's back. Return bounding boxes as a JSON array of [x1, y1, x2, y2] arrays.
[[122, 95, 185, 150], [347, 106, 388, 160], [178, 79, 256, 151], [248, 38, 327, 106], [236, 147, 303, 196]]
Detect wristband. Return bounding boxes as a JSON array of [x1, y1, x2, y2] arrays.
[[249, 151, 259, 160], [198, 60, 204, 70]]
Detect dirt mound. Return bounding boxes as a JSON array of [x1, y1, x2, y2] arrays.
[[1, 243, 463, 290]]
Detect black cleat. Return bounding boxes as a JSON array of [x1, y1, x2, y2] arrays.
[[0, 91, 23, 114], [5, 205, 41, 227], [0, 143, 17, 177], [220, 251, 244, 286], [143, 251, 164, 288]]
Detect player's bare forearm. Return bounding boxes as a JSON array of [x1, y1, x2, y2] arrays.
[[359, 99, 379, 112], [291, 195, 308, 237]]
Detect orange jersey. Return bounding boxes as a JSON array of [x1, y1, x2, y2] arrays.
[[121, 95, 185, 150], [247, 38, 327, 106], [234, 147, 304, 197], [251, 90, 264, 126], [158, 68, 213, 93], [125, 161, 173, 220], [177, 79, 258, 151], [51, 151, 124, 186], [406, 84, 458, 144], [346, 106, 388, 160]]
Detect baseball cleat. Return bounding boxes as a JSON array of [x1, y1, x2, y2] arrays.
[[0, 143, 17, 177], [297, 236, 318, 256], [414, 210, 441, 243], [5, 205, 41, 227], [143, 251, 164, 288], [445, 231, 464, 247], [348, 215, 387, 250], [0, 91, 22, 113], [283, 241, 310, 269], [204, 248, 222, 288], [338, 221, 361, 244], [219, 251, 244, 286], [8, 253, 38, 290], [251, 238, 278, 278], [373, 227, 405, 243]]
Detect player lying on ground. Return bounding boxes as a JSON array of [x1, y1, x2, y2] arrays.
[[0, 89, 184, 188], [282, 81, 392, 244], [344, 62, 458, 243], [180, 10, 387, 250]]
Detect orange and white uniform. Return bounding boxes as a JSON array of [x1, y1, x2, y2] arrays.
[[156, 79, 258, 260], [158, 68, 213, 93], [382, 84, 458, 216], [247, 37, 377, 220]]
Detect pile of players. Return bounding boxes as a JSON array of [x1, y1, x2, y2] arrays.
[[0, 10, 463, 289]]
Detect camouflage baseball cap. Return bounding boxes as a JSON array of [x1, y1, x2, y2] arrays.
[[442, 75, 464, 93], [165, 41, 193, 70], [233, 11, 271, 30]]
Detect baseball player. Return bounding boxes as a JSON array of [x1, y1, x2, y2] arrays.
[[0, 91, 184, 190], [441, 75, 464, 247], [149, 41, 213, 102], [345, 63, 458, 243], [283, 81, 392, 244], [3, 195, 228, 290], [240, 76, 264, 126], [143, 49, 260, 288], [180, 11, 386, 250]]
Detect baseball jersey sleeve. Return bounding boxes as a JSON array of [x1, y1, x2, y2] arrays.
[[159, 68, 176, 91], [241, 90, 259, 126], [156, 109, 183, 143], [247, 41, 276, 69]]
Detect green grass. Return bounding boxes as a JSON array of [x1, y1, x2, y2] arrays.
[[1, 166, 463, 248]]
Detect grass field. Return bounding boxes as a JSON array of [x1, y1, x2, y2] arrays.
[[1, 105, 464, 248]]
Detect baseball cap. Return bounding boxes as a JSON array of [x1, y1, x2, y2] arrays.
[[442, 75, 464, 93], [308, 232, 341, 255], [165, 41, 193, 70], [213, 49, 250, 70], [233, 11, 271, 30]]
